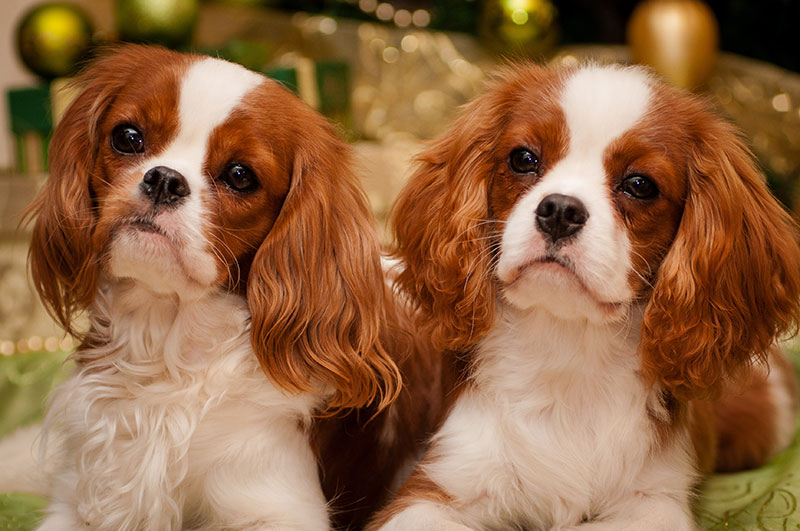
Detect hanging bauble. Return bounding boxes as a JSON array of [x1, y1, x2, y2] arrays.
[[479, 0, 558, 57], [627, 0, 719, 90], [116, 0, 199, 49], [15, 2, 94, 80]]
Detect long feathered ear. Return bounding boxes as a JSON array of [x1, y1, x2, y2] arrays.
[[247, 118, 400, 412], [27, 45, 188, 338], [391, 82, 514, 352], [641, 117, 800, 399], [26, 58, 120, 336]]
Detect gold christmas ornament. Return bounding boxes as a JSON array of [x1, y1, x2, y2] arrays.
[[479, 0, 558, 58], [15, 2, 94, 79], [627, 0, 719, 90], [116, 0, 199, 49]]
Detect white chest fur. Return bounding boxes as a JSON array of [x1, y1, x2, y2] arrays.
[[41, 284, 329, 531], [423, 308, 694, 530]]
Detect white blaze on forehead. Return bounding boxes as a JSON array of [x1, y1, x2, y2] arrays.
[[534, 65, 653, 197], [163, 57, 264, 178], [143, 57, 265, 185], [179, 57, 264, 137], [560, 65, 652, 155]]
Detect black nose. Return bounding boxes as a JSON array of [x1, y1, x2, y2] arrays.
[[535, 193, 589, 243], [140, 166, 190, 207]]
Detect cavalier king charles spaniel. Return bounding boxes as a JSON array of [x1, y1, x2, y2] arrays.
[[23, 44, 412, 530], [369, 63, 800, 530]]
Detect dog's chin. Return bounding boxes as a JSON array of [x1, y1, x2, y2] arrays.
[[500, 261, 628, 324], [106, 225, 219, 298]]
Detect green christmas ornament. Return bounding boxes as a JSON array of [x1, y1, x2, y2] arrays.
[[479, 0, 558, 57], [116, 0, 199, 49], [16, 2, 94, 80]]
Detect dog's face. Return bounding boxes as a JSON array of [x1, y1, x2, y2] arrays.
[[492, 66, 687, 322], [392, 63, 800, 398], [88, 52, 290, 295], [29, 45, 399, 410]]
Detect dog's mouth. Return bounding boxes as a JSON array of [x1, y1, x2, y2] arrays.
[[538, 254, 570, 268], [110, 216, 176, 246], [505, 253, 575, 284], [128, 217, 163, 235], [503, 254, 625, 313]]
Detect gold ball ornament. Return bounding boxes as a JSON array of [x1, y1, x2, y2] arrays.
[[116, 0, 199, 49], [627, 0, 719, 90], [479, 0, 558, 57], [15, 2, 94, 80]]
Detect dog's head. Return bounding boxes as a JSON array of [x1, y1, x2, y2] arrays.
[[392, 62, 800, 398], [29, 44, 399, 409]]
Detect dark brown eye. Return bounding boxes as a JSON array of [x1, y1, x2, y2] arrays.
[[509, 148, 539, 174], [620, 174, 658, 200], [219, 163, 259, 193], [111, 124, 145, 154]]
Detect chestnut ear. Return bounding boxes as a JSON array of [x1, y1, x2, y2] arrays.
[[247, 118, 400, 411], [27, 45, 179, 336], [641, 118, 800, 399], [391, 75, 522, 352], [27, 61, 119, 335]]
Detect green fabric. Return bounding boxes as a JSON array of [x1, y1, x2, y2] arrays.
[[698, 447, 800, 529], [695, 348, 800, 530], [1, 351, 799, 529], [0, 350, 69, 528], [0, 351, 70, 439], [0, 494, 47, 530]]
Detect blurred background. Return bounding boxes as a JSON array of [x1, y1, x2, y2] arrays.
[[1, 3, 800, 528], [1, 0, 799, 350]]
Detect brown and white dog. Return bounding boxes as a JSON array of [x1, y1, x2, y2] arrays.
[[369, 63, 800, 530], [22, 44, 418, 530]]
